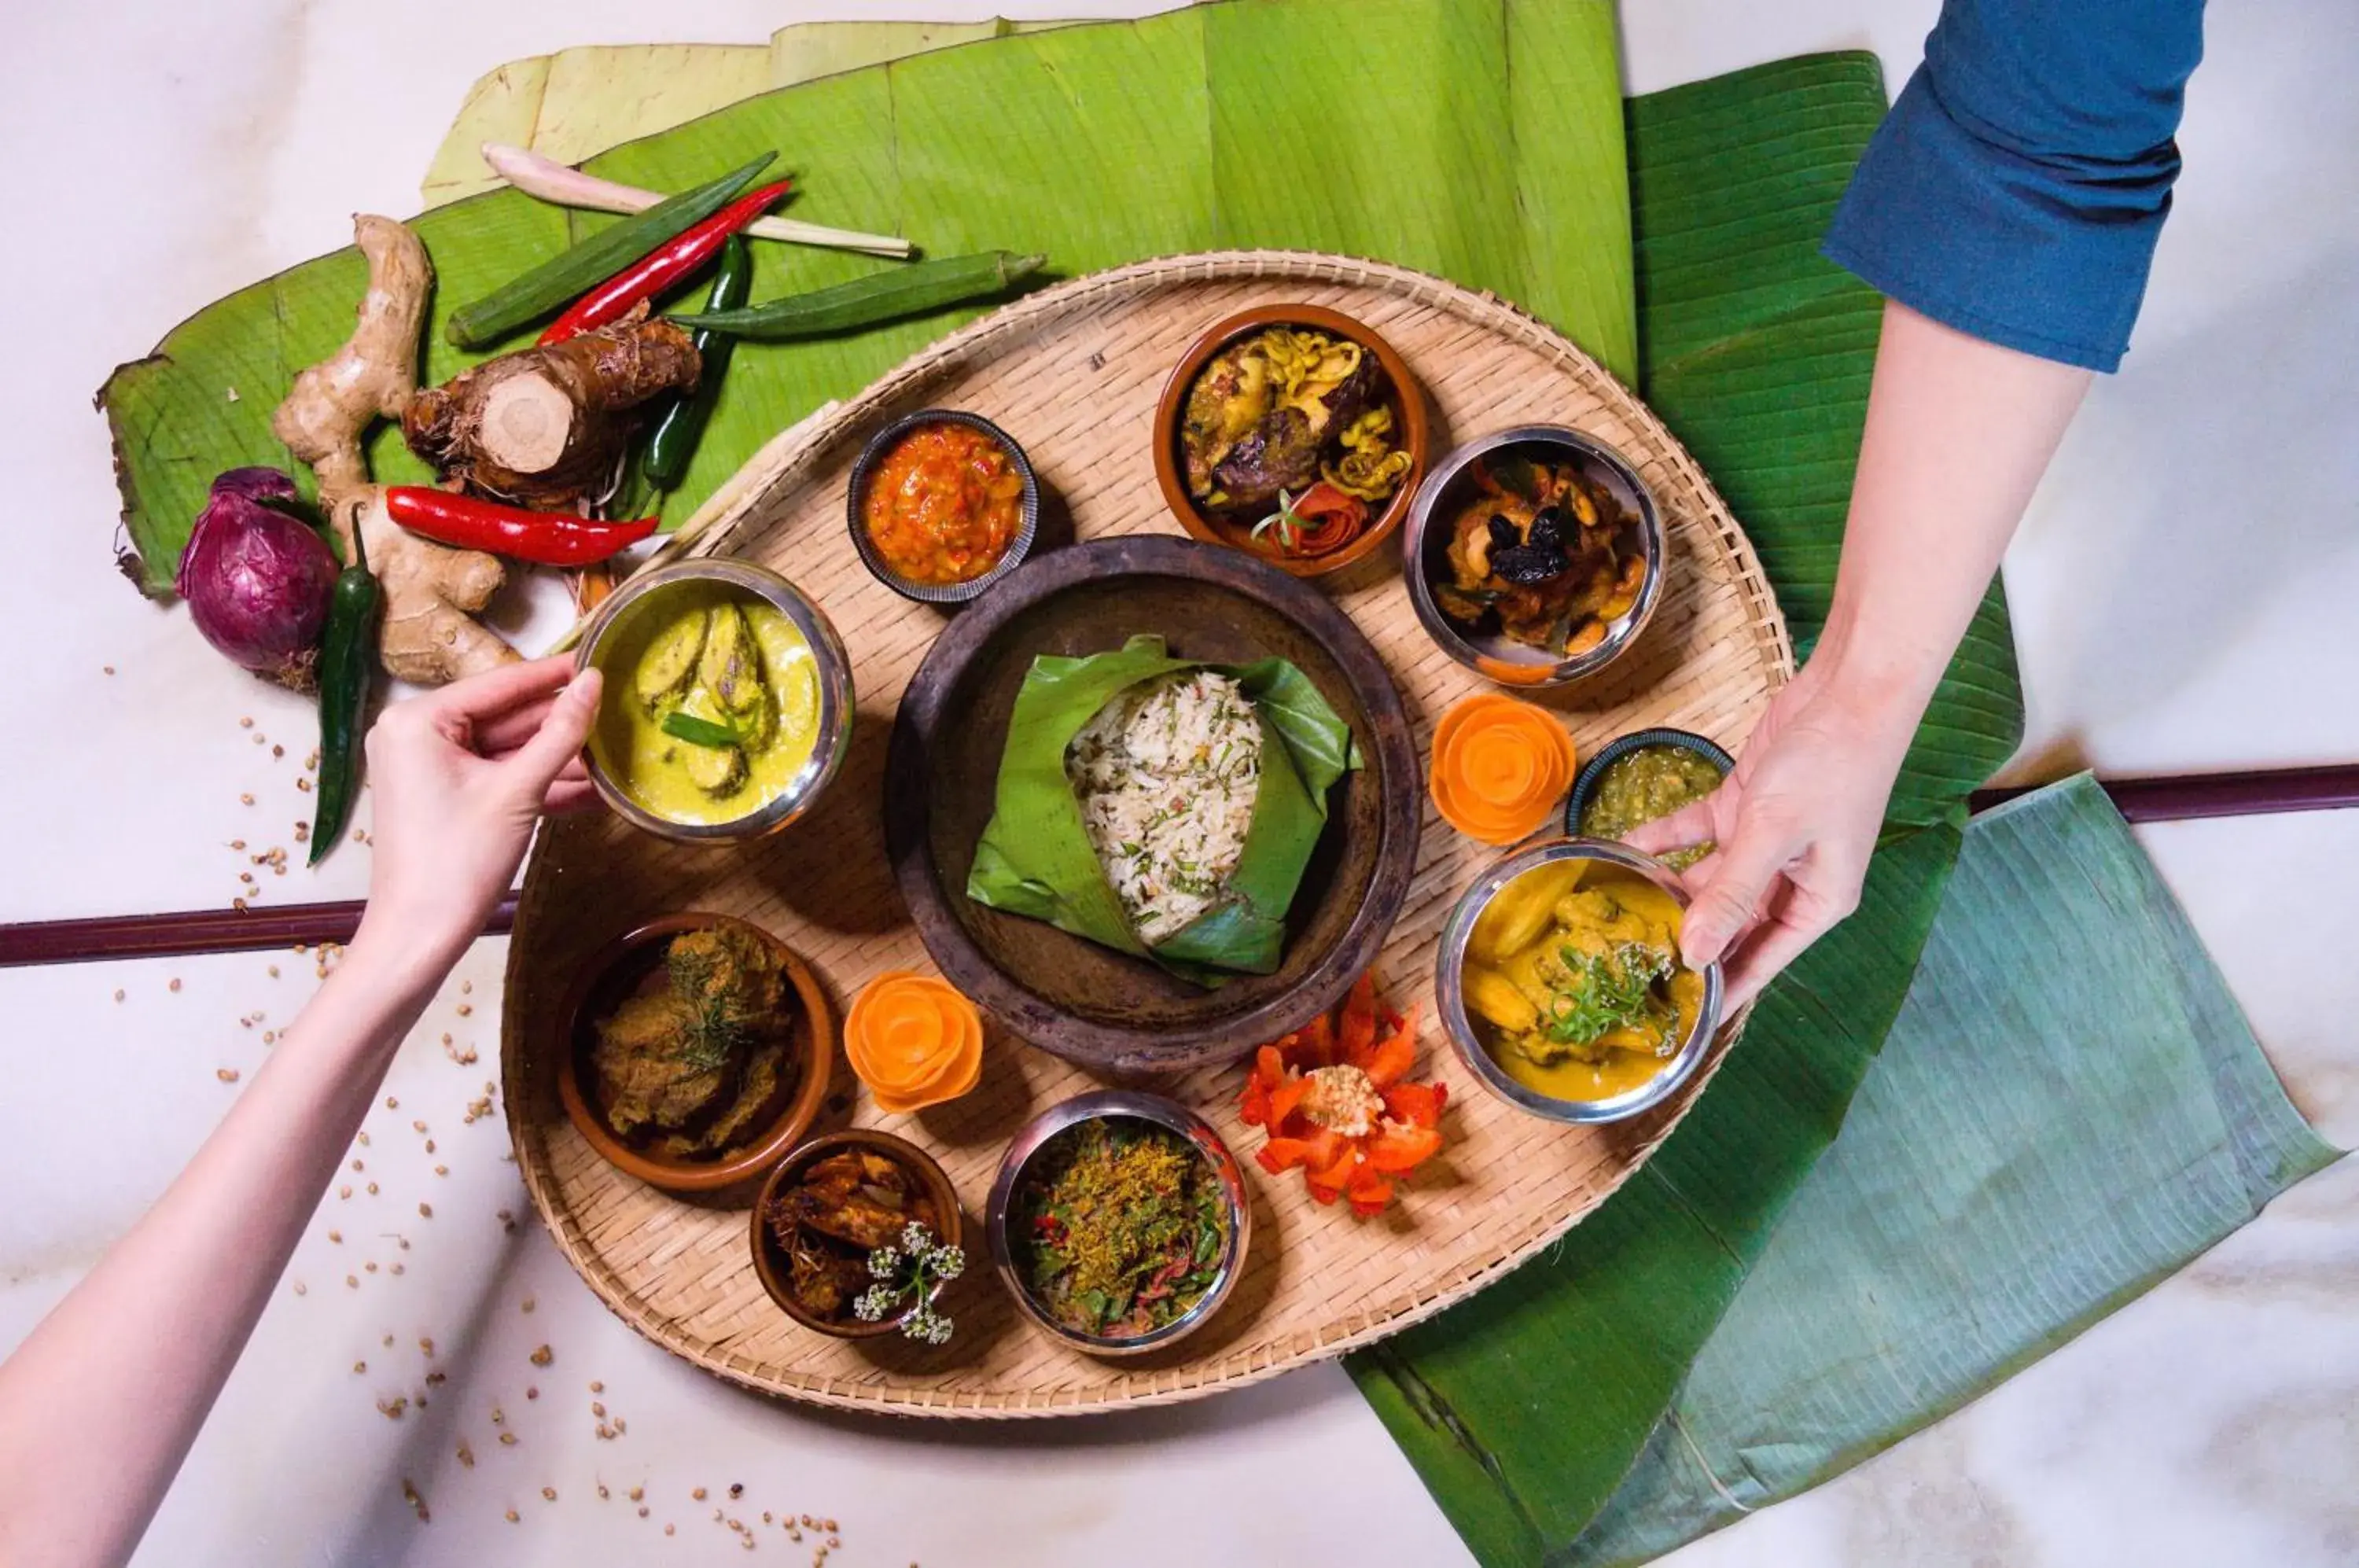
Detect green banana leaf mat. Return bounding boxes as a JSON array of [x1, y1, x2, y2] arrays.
[[94, 8, 2339, 1563]]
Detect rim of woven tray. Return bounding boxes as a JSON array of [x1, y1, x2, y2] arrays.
[[503, 248, 1796, 1418]]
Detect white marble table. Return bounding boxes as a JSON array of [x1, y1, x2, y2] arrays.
[[2, 2, 2351, 1563]]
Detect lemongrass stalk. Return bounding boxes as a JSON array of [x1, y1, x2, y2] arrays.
[[481, 143, 913, 259]]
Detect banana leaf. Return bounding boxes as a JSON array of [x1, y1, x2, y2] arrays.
[[1567, 775, 2338, 1565], [966, 635, 1355, 982], [100, 0, 1636, 596]]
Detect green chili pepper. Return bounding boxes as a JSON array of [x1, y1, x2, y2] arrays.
[[666, 250, 1046, 340], [443, 153, 775, 349], [309, 522, 383, 868], [642, 234, 755, 491]]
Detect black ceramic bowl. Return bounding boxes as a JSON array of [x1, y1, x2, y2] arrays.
[[846, 408, 1040, 605], [1564, 727, 1735, 837]]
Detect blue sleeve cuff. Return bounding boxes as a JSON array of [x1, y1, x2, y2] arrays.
[[1823, 66, 2178, 373]]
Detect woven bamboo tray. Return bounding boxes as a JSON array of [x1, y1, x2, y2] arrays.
[[501, 251, 1794, 1416]]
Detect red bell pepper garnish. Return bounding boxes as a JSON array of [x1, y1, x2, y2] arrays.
[[538, 178, 794, 345], [383, 487, 657, 568], [1235, 969, 1447, 1216]]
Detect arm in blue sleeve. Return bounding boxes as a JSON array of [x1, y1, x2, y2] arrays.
[[1824, 0, 2206, 371]]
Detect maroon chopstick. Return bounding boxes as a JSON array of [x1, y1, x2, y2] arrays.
[[0, 893, 517, 970], [5, 764, 2353, 970], [1967, 763, 2359, 823]]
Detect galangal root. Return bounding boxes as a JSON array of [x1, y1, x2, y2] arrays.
[[402, 306, 701, 512], [271, 215, 517, 686]]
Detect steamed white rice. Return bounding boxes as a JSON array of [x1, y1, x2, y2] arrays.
[[1065, 671, 1264, 942]]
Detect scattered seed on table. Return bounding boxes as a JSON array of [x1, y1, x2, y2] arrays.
[[268, 965, 279, 978], [169, 978, 182, 992], [241, 793, 253, 805], [522, 1296, 535, 1313], [456, 1003, 473, 1018], [112, 989, 124, 1003], [499, 1433, 517, 1447], [693, 1488, 707, 1502], [216, 1068, 239, 1083], [358, 1132, 370, 1146], [525, 1386, 539, 1401], [351, 1159, 363, 1171], [434, 1165, 447, 1177], [598, 1483, 610, 1500], [590, 1381, 605, 1393], [366, 1182, 378, 1195], [730, 1484, 743, 1500], [425, 1138, 436, 1153], [639, 1506, 650, 1518], [338, 1186, 351, 1200], [328, 1230, 341, 1243], [529, 1345, 551, 1366], [505, 1510, 519, 1524], [457, 1443, 474, 1469], [364, 1262, 377, 1274], [103, 664, 115, 675], [292, 1281, 307, 1296], [385, 1096, 398, 1110], [591, 1402, 605, 1419], [542, 1487, 557, 1503], [418, 1202, 432, 1219]]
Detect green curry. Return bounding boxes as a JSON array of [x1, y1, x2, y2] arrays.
[[1577, 743, 1725, 869], [591, 586, 821, 826]]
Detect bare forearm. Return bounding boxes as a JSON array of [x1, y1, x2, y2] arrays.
[[0, 920, 456, 1568], [1817, 300, 2091, 725]]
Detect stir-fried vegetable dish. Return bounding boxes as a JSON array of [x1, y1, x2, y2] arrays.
[[1012, 1118, 1231, 1338]]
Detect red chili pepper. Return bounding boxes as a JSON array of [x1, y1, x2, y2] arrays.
[[537, 179, 793, 345], [384, 487, 657, 568]]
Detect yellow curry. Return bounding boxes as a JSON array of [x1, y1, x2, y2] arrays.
[[1461, 860, 1705, 1102], [591, 586, 822, 826]]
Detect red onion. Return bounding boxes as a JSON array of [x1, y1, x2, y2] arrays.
[[175, 467, 341, 690]]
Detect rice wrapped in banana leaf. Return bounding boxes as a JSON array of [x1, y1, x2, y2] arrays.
[[966, 635, 1360, 984]]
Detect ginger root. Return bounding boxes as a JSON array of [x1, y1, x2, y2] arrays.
[[271, 215, 518, 686], [402, 307, 701, 511]]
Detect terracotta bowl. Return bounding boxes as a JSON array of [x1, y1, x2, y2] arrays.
[[749, 1130, 965, 1340], [554, 913, 833, 1195], [885, 534, 1422, 1076], [1151, 303, 1429, 579]]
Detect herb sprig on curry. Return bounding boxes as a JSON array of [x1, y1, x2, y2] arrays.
[[587, 924, 801, 1161], [1011, 1118, 1231, 1340]]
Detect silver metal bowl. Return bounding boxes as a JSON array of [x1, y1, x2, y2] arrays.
[[1435, 837, 1724, 1124], [574, 558, 855, 843], [1401, 425, 1666, 688], [986, 1090, 1250, 1357]]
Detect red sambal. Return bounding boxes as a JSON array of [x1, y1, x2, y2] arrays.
[[860, 421, 1025, 586]]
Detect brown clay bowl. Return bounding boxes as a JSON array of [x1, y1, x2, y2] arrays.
[[749, 1130, 965, 1340], [885, 535, 1421, 1075], [1152, 303, 1429, 580], [554, 914, 833, 1195]]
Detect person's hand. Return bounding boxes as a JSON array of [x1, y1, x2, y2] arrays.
[[1623, 659, 1918, 1008], [355, 655, 603, 963]]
